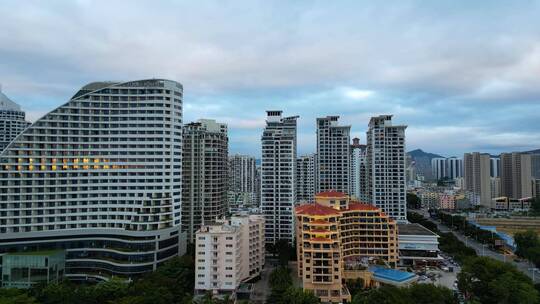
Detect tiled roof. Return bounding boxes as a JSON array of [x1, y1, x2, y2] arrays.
[[295, 203, 340, 216], [315, 190, 348, 197], [346, 202, 379, 211]]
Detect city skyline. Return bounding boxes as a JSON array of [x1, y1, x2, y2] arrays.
[[1, 1, 540, 157]]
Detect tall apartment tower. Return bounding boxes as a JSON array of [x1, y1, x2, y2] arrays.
[[366, 115, 407, 220], [531, 154, 540, 179], [500, 152, 532, 199], [0, 80, 185, 279], [350, 138, 367, 200], [297, 154, 317, 203], [228, 155, 257, 194], [0, 88, 31, 151], [490, 158, 501, 177], [463, 152, 491, 207], [316, 116, 351, 194], [431, 158, 446, 180], [261, 111, 298, 244], [182, 119, 228, 241], [446, 157, 463, 179]]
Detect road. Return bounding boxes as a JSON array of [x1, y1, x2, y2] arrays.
[[411, 209, 540, 282], [250, 262, 275, 304]]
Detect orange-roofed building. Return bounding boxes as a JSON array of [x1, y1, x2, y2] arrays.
[[295, 191, 398, 303]]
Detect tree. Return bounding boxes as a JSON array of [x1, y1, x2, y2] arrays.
[[515, 230, 540, 258], [268, 266, 294, 303], [529, 197, 540, 216], [345, 278, 365, 297], [407, 193, 421, 209], [458, 256, 539, 303], [283, 287, 320, 304], [0, 289, 37, 304]]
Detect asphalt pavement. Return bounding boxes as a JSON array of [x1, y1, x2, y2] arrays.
[[411, 209, 540, 282]]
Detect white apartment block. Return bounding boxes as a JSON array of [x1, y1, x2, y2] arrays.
[[261, 111, 298, 245], [431, 158, 446, 180], [490, 158, 500, 177], [0, 88, 31, 152], [350, 138, 367, 201], [366, 115, 407, 220], [182, 119, 228, 241], [296, 154, 317, 203], [228, 155, 257, 208], [316, 116, 351, 194], [0, 79, 185, 279], [195, 215, 265, 295], [431, 157, 463, 180]]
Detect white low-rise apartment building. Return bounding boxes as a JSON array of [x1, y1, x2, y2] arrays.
[[195, 214, 265, 295]]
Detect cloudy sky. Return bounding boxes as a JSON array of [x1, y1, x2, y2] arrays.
[[1, 1, 540, 157]]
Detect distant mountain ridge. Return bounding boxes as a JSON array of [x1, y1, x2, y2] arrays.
[[407, 149, 444, 159]]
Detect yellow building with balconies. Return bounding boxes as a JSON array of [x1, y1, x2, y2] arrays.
[[295, 191, 399, 303]]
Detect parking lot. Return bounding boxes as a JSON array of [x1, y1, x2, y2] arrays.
[[413, 253, 460, 291]]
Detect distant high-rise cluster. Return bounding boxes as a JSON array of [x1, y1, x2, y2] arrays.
[[366, 115, 407, 221], [260, 111, 298, 244], [182, 119, 228, 241], [0, 89, 31, 152]]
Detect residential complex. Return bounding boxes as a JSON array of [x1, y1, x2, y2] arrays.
[[0, 79, 185, 281], [366, 115, 407, 220], [261, 111, 298, 244], [195, 214, 264, 295], [297, 154, 317, 203], [463, 152, 491, 208], [295, 191, 399, 303], [500, 152, 532, 199], [350, 138, 367, 201], [316, 116, 351, 194], [182, 119, 228, 241], [0, 89, 31, 152]]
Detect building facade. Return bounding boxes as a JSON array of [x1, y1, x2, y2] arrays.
[[350, 138, 367, 200], [297, 154, 317, 203], [463, 152, 491, 208], [0, 89, 31, 152], [500, 152, 532, 199], [431, 157, 462, 180], [295, 191, 398, 303], [0, 80, 185, 280], [182, 119, 228, 241], [366, 115, 407, 220], [316, 116, 351, 194], [490, 157, 501, 178], [228, 155, 257, 210], [261, 111, 298, 244], [194, 214, 264, 295], [228, 155, 257, 196], [531, 154, 540, 179]]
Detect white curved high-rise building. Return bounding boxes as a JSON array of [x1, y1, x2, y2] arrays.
[[0, 79, 184, 281]]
